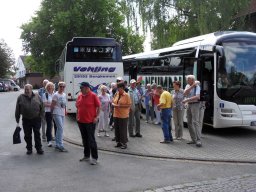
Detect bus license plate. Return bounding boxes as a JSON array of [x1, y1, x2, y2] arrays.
[[251, 121, 256, 126]]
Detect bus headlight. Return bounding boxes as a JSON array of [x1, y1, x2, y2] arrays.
[[252, 111, 256, 115], [221, 109, 234, 117]]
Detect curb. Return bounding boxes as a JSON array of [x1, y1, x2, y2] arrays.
[[64, 136, 256, 164]]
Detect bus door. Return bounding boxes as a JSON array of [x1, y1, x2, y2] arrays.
[[197, 51, 214, 125], [129, 61, 138, 81]]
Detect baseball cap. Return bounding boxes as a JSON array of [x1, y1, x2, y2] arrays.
[[130, 79, 136, 84], [116, 76, 123, 81], [80, 82, 90, 88]]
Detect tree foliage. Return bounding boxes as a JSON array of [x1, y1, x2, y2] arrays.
[[123, 0, 250, 49], [21, 0, 144, 75], [0, 39, 15, 78]]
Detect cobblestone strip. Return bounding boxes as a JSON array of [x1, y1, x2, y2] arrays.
[[144, 174, 256, 192]]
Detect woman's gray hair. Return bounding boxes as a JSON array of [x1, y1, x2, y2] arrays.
[[110, 82, 116, 88], [99, 84, 108, 91], [151, 83, 157, 88], [45, 82, 54, 90], [43, 79, 49, 85], [186, 75, 195, 81]]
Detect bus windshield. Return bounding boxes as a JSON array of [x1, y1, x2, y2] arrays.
[[217, 41, 256, 104]]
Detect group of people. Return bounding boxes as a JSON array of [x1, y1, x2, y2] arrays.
[[15, 80, 68, 155], [96, 77, 143, 150], [15, 74, 204, 165], [136, 74, 203, 147]]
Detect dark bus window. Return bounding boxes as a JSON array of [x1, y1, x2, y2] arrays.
[[123, 61, 132, 75], [72, 46, 116, 61], [183, 58, 196, 76]]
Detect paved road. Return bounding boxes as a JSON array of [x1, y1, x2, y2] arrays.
[[1, 90, 256, 192]]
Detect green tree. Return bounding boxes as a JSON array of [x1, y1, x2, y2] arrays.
[[124, 0, 250, 49], [0, 39, 15, 78], [21, 0, 144, 76]]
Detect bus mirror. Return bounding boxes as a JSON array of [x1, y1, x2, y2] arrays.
[[215, 45, 224, 56], [55, 63, 60, 73], [218, 56, 225, 69]]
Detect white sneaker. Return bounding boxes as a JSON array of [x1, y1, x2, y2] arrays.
[[154, 122, 159, 125], [90, 159, 97, 165], [47, 141, 52, 147]]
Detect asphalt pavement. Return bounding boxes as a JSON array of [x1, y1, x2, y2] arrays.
[[1, 90, 256, 192]]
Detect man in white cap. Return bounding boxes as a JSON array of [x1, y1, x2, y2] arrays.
[[116, 77, 128, 92], [116, 76, 123, 82], [128, 79, 142, 137]]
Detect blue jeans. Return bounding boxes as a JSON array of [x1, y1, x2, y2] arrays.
[[53, 115, 65, 148], [161, 108, 173, 141]]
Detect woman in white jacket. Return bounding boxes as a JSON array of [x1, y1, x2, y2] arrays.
[[97, 85, 111, 137], [42, 82, 55, 147]]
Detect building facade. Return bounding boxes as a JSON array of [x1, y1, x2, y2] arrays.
[[15, 56, 43, 88]]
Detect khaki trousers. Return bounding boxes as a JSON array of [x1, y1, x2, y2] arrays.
[[187, 103, 201, 142], [172, 108, 184, 138]]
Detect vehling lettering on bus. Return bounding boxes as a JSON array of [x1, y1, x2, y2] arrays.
[[73, 66, 116, 73]]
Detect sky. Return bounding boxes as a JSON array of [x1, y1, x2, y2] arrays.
[[0, 0, 151, 63], [0, 0, 42, 61]]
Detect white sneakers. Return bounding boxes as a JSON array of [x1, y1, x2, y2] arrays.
[[47, 141, 52, 147], [98, 131, 109, 137], [90, 159, 97, 165]]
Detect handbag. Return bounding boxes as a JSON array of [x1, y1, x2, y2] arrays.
[[149, 100, 152, 107], [13, 126, 22, 144]]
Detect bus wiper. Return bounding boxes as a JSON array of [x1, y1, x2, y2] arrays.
[[231, 85, 252, 98]]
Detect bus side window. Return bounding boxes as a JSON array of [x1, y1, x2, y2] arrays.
[[183, 58, 194, 76]]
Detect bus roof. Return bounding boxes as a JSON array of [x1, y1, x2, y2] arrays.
[[67, 37, 118, 47], [123, 31, 256, 60]]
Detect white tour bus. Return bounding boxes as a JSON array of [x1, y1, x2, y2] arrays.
[[56, 37, 123, 113], [123, 31, 256, 128]]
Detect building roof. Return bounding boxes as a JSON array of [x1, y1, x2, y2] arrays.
[[246, 0, 256, 15], [19, 55, 28, 64], [236, 0, 256, 18]]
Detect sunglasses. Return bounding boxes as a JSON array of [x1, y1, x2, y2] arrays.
[[59, 85, 65, 88]]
